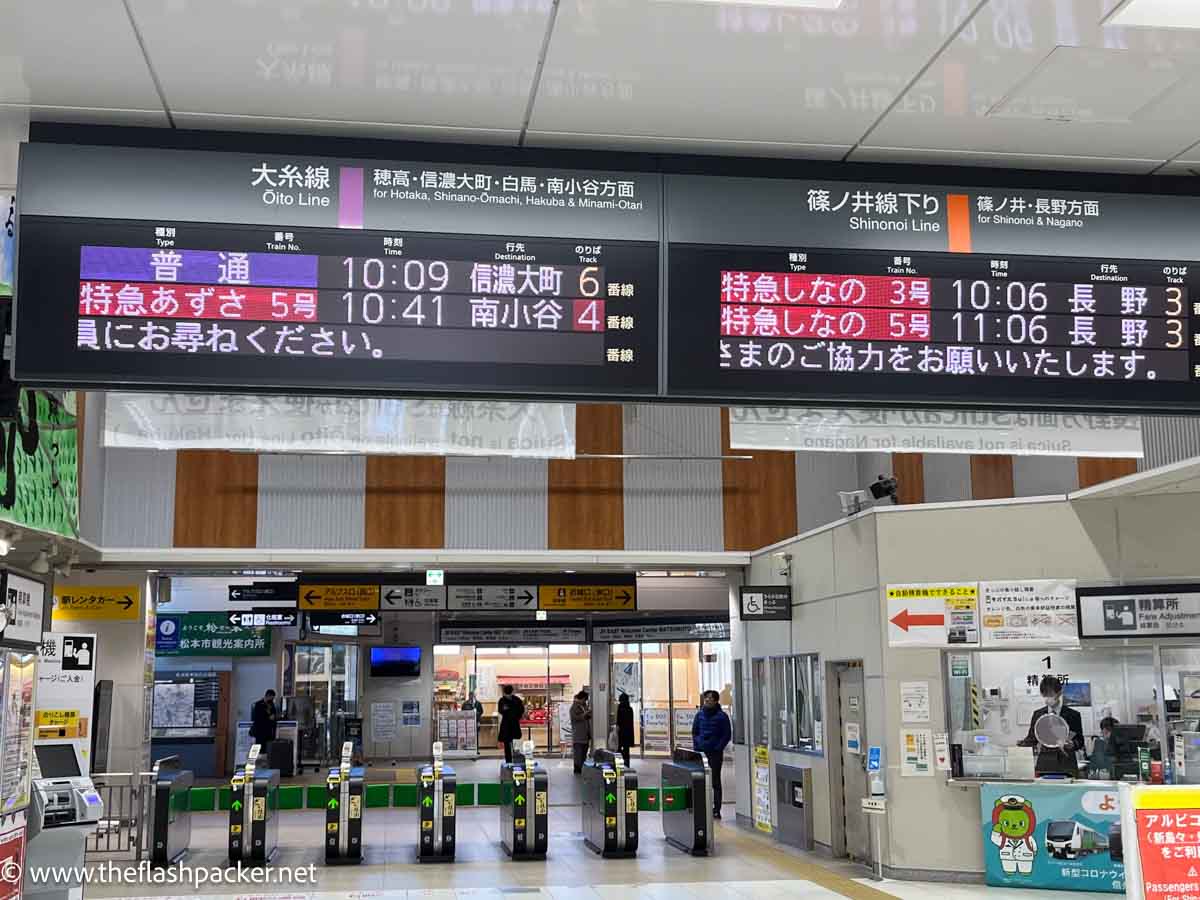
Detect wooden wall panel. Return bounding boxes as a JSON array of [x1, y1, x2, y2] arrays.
[[970, 455, 1015, 500], [173, 450, 258, 547], [722, 408, 798, 550], [364, 456, 446, 548], [1078, 457, 1139, 490], [891, 453, 925, 504], [548, 404, 623, 550]]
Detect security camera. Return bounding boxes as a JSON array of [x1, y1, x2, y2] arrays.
[[869, 475, 900, 504]]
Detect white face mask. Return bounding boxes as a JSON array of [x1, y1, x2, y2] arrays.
[[1043, 695, 1060, 711]]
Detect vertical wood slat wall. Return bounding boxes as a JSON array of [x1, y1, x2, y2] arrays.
[[158, 415, 1144, 551], [721, 409, 798, 551], [547, 404, 624, 550]]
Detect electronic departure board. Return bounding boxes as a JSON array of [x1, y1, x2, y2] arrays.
[[667, 245, 1199, 409], [665, 174, 1200, 411], [14, 144, 661, 398]]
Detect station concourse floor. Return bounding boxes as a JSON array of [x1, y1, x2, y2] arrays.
[[84, 806, 1112, 900]]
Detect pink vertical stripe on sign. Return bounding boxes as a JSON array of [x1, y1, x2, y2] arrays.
[[338, 167, 364, 228]]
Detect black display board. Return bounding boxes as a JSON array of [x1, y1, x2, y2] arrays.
[[17, 138, 1200, 412]]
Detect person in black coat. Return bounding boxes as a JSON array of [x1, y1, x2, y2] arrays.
[[497, 684, 525, 763], [616, 693, 635, 767], [249, 689, 278, 747], [1018, 676, 1085, 776]]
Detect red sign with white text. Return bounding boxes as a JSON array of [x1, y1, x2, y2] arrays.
[[1138, 808, 1200, 900], [0, 820, 26, 900]]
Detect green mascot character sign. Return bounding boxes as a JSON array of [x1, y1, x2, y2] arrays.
[[990, 794, 1038, 876]]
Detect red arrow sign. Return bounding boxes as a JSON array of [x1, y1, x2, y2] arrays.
[[890, 608, 945, 632]]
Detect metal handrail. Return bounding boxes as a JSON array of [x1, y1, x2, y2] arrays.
[[85, 771, 155, 860]]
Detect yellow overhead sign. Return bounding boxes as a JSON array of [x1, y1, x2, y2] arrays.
[[299, 584, 380, 611], [53, 585, 140, 621], [538, 584, 636, 611]]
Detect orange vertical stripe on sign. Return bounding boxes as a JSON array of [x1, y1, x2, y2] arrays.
[[946, 193, 972, 253]]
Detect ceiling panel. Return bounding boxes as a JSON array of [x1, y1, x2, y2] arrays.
[[529, 0, 973, 147], [127, 0, 553, 130], [173, 112, 518, 145], [0, 0, 164, 111], [865, 0, 1200, 162], [847, 144, 1162, 174], [524, 129, 850, 158]]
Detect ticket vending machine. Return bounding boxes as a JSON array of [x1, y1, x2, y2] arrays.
[[499, 740, 549, 860], [149, 755, 193, 867], [228, 744, 280, 865], [26, 743, 104, 900], [661, 748, 714, 856], [416, 741, 457, 863], [325, 741, 365, 864], [581, 749, 638, 858]]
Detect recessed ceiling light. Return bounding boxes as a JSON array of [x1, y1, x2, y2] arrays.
[[1103, 0, 1200, 29]]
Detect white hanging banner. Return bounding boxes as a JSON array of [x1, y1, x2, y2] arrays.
[[729, 407, 1143, 458], [103, 393, 576, 458]]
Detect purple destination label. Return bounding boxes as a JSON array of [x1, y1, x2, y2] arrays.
[[80, 246, 318, 287]]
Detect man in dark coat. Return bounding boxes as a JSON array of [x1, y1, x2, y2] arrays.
[[692, 690, 732, 819], [1019, 675, 1085, 777], [616, 693, 635, 767], [497, 684, 525, 763], [250, 689, 278, 748], [570, 691, 592, 773]]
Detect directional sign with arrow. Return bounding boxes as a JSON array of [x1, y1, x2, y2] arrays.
[[537, 583, 637, 612], [422, 796, 433, 808], [300, 584, 380, 611], [382, 585, 446, 610], [309, 611, 379, 628], [886, 583, 979, 648], [53, 585, 140, 622], [446, 585, 537, 612], [228, 583, 299, 605], [328, 798, 339, 810], [227, 609, 298, 628], [231, 799, 243, 812]]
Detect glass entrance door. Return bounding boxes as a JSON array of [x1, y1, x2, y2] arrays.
[[292, 642, 359, 764]]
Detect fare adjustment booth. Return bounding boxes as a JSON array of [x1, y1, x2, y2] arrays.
[[742, 463, 1200, 892]]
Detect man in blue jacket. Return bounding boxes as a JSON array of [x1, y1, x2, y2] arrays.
[[692, 690, 732, 819]]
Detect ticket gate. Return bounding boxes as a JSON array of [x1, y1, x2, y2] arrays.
[[325, 742, 365, 865], [228, 744, 280, 865], [581, 749, 638, 858], [661, 748, 714, 856], [499, 747, 548, 860], [149, 755, 193, 867], [416, 753, 457, 863]]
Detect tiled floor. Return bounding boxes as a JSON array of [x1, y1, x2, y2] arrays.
[[75, 807, 1114, 900]]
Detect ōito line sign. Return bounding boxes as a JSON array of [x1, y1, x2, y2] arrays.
[[538, 584, 636, 611], [887, 583, 979, 647]]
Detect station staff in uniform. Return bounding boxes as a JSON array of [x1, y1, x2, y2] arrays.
[[1019, 676, 1085, 777]]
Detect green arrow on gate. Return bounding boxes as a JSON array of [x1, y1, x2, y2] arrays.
[[231, 800, 242, 812], [605, 792, 616, 804], [328, 798, 339, 810], [514, 794, 525, 805], [422, 796, 433, 808]]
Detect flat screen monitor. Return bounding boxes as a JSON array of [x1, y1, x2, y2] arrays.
[[35, 743, 81, 779], [369, 646, 421, 678]]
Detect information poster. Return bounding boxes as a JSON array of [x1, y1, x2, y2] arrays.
[[673, 708, 696, 749], [0, 811, 24, 900], [900, 728, 933, 777], [887, 583, 979, 647], [642, 708, 669, 753], [1125, 784, 1200, 900], [982, 580, 1079, 647], [900, 681, 931, 723], [752, 745, 772, 833], [35, 634, 97, 776], [982, 782, 1122, 893], [401, 700, 421, 728], [371, 702, 396, 742], [0, 654, 35, 812]]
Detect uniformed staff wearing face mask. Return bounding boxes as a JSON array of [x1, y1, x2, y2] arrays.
[[1018, 676, 1086, 777]]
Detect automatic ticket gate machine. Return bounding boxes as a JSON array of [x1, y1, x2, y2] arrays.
[[228, 743, 280, 865], [582, 749, 638, 858], [325, 741, 365, 864], [499, 740, 549, 860], [149, 755, 193, 867], [661, 748, 714, 856], [416, 741, 457, 863]]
